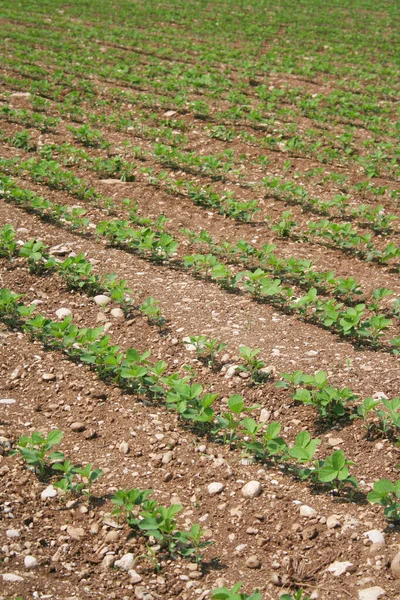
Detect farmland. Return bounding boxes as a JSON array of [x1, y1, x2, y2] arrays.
[[0, 0, 399, 599]]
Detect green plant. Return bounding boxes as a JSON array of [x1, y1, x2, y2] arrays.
[[140, 296, 166, 330], [0, 223, 17, 258], [237, 345, 269, 383], [19, 239, 56, 274], [211, 582, 261, 600], [12, 430, 64, 479], [367, 479, 400, 522]]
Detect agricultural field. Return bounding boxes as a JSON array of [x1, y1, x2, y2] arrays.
[[0, 0, 400, 598]]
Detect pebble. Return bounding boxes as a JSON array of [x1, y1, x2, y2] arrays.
[[55, 308, 72, 319], [114, 553, 135, 571], [327, 561, 353, 576], [300, 505, 317, 518], [128, 569, 142, 583], [67, 525, 85, 541], [207, 482, 225, 495], [110, 307, 124, 318], [24, 555, 38, 570], [390, 549, 400, 578], [245, 555, 261, 569], [241, 481, 262, 498], [102, 555, 115, 569], [224, 365, 238, 379], [0, 398, 16, 405], [259, 409, 271, 422], [119, 442, 130, 454], [162, 451, 173, 464], [94, 295, 111, 306], [365, 530, 385, 545], [105, 531, 119, 543], [42, 373, 56, 381], [358, 587, 386, 600], [6, 529, 20, 539], [2, 573, 24, 582], [328, 437, 344, 446], [41, 485, 57, 499], [70, 422, 86, 432], [327, 515, 341, 529]]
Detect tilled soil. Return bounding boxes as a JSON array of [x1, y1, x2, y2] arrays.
[[1, 3, 400, 600]]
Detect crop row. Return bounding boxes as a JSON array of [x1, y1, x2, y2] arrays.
[[1, 174, 399, 351]]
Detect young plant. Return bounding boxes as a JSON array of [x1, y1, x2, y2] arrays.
[[211, 582, 261, 600], [0, 223, 17, 258], [12, 430, 64, 479], [140, 296, 166, 331], [367, 479, 400, 522], [238, 346, 269, 383]]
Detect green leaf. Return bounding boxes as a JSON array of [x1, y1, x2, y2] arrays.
[[228, 394, 244, 414]]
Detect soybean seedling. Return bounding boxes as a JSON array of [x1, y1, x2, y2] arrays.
[[12, 430, 64, 479]]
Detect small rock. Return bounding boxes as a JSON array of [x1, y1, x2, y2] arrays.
[[119, 442, 129, 454], [94, 295, 111, 306], [390, 549, 400, 579], [6, 529, 20, 539], [67, 525, 85, 541], [105, 530, 119, 543], [224, 365, 238, 379], [327, 561, 353, 576], [259, 409, 271, 422], [41, 485, 57, 499], [128, 569, 143, 583], [42, 373, 55, 381], [300, 505, 317, 518], [241, 481, 262, 499], [0, 398, 16, 405], [208, 482, 225, 495], [70, 422, 86, 432], [162, 451, 173, 464], [115, 553, 135, 571], [2, 573, 24, 582], [24, 555, 38, 570], [110, 307, 124, 318], [302, 526, 318, 541], [245, 555, 261, 569], [102, 555, 115, 569], [327, 515, 341, 529], [365, 530, 385, 545], [90, 522, 100, 535], [328, 437, 344, 446], [358, 587, 386, 600], [55, 308, 72, 319]]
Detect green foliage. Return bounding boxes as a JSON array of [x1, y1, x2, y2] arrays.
[[367, 479, 400, 522], [12, 430, 64, 479]]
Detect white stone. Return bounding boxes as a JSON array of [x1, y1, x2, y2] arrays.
[[114, 553, 135, 571], [41, 485, 57, 499], [327, 515, 341, 529], [0, 398, 16, 405], [327, 561, 353, 576], [55, 308, 72, 319], [2, 573, 24, 582], [128, 569, 142, 583], [358, 587, 386, 600], [162, 451, 173, 464], [241, 481, 262, 499], [259, 409, 271, 422], [182, 337, 196, 351], [24, 555, 38, 569], [110, 307, 124, 318], [224, 365, 238, 379], [93, 295, 111, 306], [119, 442, 129, 454], [300, 505, 317, 517], [6, 529, 20, 539], [365, 530, 385, 545], [207, 482, 225, 495]]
